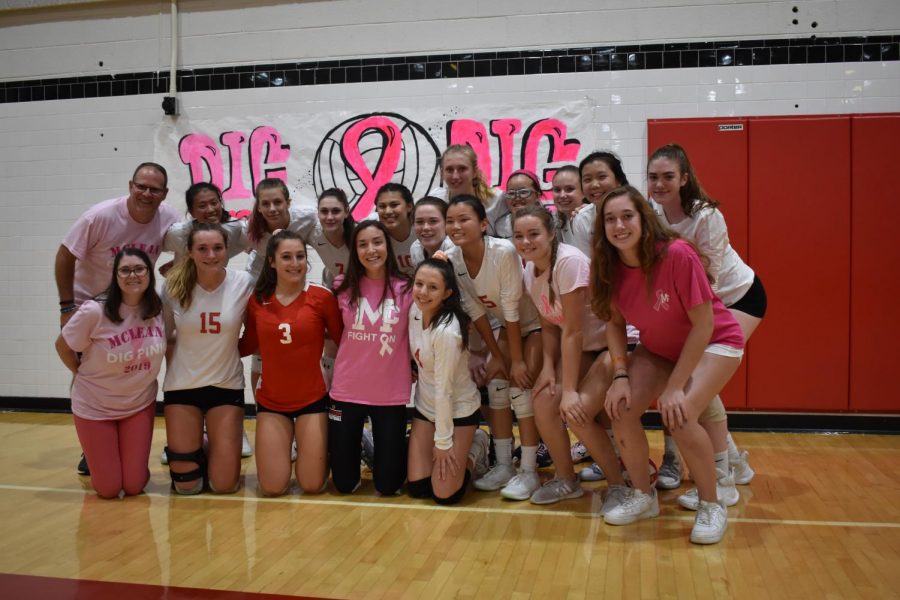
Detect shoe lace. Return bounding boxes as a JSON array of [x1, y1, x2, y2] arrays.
[[696, 502, 716, 526], [619, 489, 644, 509]]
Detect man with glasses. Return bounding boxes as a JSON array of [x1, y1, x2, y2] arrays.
[[55, 162, 180, 475]]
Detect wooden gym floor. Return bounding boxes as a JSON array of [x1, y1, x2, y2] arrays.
[[0, 411, 898, 599]]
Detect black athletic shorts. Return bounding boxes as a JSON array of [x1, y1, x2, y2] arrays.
[[728, 275, 767, 319], [163, 386, 244, 413]]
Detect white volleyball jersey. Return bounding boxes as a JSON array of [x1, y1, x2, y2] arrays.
[[568, 203, 596, 258], [390, 228, 417, 276], [411, 236, 455, 267], [409, 305, 481, 450], [446, 236, 540, 332], [650, 198, 755, 306], [309, 221, 351, 280], [161, 269, 255, 391]]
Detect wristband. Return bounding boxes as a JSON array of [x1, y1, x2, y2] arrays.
[[60, 305, 77, 315], [613, 373, 629, 381], [59, 300, 75, 306]]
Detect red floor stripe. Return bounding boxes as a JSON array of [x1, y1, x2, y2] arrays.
[[0, 573, 331, 599]]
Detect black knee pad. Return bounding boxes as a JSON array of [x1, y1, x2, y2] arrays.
[[434, 471, 471, 506], [165, 446, 207, 491], [407, 477, 433, 499]]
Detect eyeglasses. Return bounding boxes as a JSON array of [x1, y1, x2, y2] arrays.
[[506, 188, 537, 199], [117, 265, 149, 278], [132, 182, 166, 196]]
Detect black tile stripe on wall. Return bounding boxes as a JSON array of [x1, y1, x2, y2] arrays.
[[2, 35, 899, 104]]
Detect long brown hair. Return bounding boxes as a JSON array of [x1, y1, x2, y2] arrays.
[[247, 178, 290, 243], [254, 230, 305, 303], [335, 220, 411, 308], [101, 248, 162, 323], [648, 143, 719, 216], [589, 186, 679, 321]]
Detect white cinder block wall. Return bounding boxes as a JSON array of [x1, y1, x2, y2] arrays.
[[1, 1, 898, 400]]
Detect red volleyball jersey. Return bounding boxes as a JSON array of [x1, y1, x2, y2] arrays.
[[240, 283, 343, 412]]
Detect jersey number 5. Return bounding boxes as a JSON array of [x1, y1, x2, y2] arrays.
[[278, 323, 292, 344], [200, 312, 221, 334], [478, 295, 498, 308]]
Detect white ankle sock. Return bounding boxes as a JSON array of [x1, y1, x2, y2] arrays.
[[520, 445, 538, 472], [714, 450, 729, 476], [494, 437, 513, 466], [664, 434, 678, 455], [726, 433, 740, 460]]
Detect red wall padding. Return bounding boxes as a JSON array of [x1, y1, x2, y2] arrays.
[[849, 114, 900, 411], [747, 116, 851, 410], [648, 118, 749, 408]]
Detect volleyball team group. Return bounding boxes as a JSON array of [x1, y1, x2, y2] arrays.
[[54, 142, 766, 545]]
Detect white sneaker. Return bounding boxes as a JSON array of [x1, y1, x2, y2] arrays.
[[690, 500, 728, 544], [599, 484, 630, 516], [500, 470, 541, 501], [579, 463, 605, 482], [530, 478, 583, 505], [603, 488, 660, 525], [468, 429, 491, 478], [291, 440, 298, 462], [677, 468, 739, 510], [656, 451, 682, 490], [241, 429, 253, 458], [730, 450, 755, 485], [474, 462, 517, 491], [160, 447, 169, 465], [570, 440, 592, 463]]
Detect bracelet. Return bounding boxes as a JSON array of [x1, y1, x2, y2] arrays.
[[59, 299, 75, 306], [60, 305, 77, 315], [613, 373, 629, 381]]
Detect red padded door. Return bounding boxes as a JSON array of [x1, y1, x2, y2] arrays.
[[648, 118, 749, 408], [747, 116, 850, 410], [849, 114, 900, 412]]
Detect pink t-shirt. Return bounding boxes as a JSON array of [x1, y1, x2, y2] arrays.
[[62, 299, 166, 420], [523, 243, 606, 351], [614, 240, 744, 362], [331, 276, 413, 406], [63, 196, 180, 303]]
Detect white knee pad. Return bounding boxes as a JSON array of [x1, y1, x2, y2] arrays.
[[487, 379, 510, 410], [510, 387, 533, 419]]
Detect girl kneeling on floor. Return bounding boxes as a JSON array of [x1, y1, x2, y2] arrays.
[[407, 258, 490, 504]]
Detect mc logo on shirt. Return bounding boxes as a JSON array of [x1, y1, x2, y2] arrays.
[[352, 298, 399, 333]]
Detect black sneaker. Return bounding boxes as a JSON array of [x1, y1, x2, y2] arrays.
[[536, 441, 553, 468], [76, 453, 90, 476]]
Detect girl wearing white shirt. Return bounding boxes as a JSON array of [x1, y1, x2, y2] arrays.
[[551, 165, 586, 247], [310, 187, 354, 388], [375, 183, 417, 276], [161, 223, 255, 495], [407, 258, 490, 504], [444, 195, 543, 501], [410, 197, 454, 266], [569, 152, 631, 257], [648, 144, 766, 502], [163, 182, 249, 264], [428, 144, 506, 236]]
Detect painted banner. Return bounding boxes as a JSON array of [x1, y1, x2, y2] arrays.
[[153, 100, 593, 219]]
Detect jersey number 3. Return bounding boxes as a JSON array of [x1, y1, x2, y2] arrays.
[[200, 312, 221, 334], [278, 323, 292, 344]]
